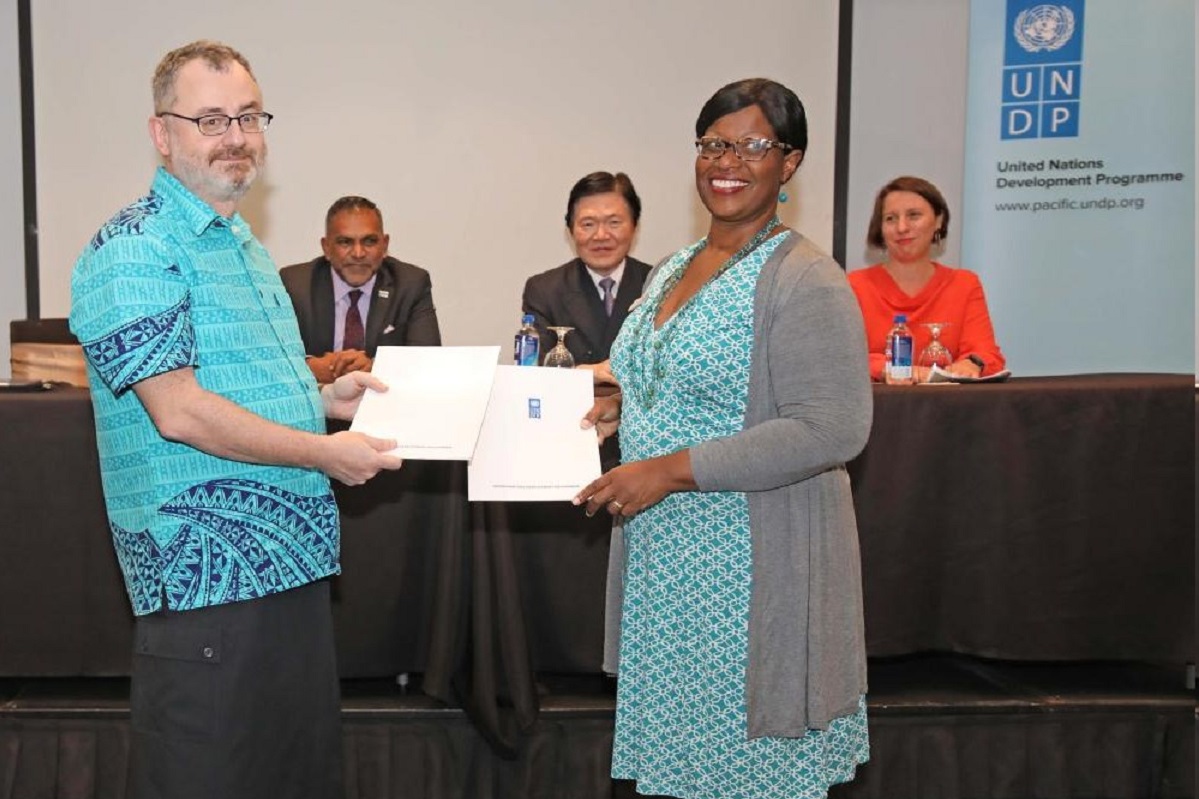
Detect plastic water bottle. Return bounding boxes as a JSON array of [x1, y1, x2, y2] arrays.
[[885, 314, 914, 383], [513, 313, 540, 366]]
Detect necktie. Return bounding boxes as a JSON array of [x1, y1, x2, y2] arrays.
[[599, 277, 616, 317], [344, 289, 365, 351]]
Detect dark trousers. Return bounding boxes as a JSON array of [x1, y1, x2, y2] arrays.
[[130, 580, 343, 799]]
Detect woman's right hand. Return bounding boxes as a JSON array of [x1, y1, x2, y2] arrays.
[[576, 359, 618, 387], [580, 392, 622, 444]]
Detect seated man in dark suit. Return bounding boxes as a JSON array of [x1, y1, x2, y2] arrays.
[[521, 172, 651, 371], [281, 196, 441, 384], [514, 174, 652, 657]]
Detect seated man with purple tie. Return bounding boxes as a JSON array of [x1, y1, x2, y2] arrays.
[[521, 172, 652, 370], [281, 196, 441, 385]]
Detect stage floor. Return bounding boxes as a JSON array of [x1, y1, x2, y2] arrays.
[[2, 655, 1193, 799]]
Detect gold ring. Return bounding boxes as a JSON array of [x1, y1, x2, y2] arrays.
[[610, 500, 624, 510]]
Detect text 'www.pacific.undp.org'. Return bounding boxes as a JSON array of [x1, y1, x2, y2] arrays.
[[995, 196, 1147, 213]]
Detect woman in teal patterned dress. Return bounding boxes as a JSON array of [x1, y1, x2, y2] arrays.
[[575, 79, 873, 798]]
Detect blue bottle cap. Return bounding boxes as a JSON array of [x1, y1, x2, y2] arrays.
[[522, 313, 535, 324], [894, 314, 907, 323]]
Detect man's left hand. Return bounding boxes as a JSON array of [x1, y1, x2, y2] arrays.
[[333, 349, 373, 378], [322, 371, 388, 421]]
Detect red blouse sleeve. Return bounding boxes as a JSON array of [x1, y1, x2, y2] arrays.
[[954, 271, 1006, 375]]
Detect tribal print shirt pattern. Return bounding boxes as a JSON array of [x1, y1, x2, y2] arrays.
[[70, 167, 337, 615]]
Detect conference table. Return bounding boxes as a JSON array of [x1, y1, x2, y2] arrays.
[[0, 375, 1193, 752]]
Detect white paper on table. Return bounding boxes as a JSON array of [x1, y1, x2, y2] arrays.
[[468, 365, 602, 501], [350, 346, 500, 460]]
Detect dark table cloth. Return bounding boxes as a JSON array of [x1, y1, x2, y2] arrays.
[[1, 375, 1192, 687], [851, 374, 1194, 661]]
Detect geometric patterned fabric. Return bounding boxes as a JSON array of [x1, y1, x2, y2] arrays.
[[609, 234, 868, 798], [70, 167, 338, 615]]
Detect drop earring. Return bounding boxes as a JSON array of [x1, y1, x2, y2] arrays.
[[778, 190, 789, 203]]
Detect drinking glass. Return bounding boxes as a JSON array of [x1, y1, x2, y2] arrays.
[[917, 322, 953, 380], [543, 326, 576, 368]]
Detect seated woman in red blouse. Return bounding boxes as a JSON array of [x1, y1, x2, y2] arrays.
[[849, 176, 1006, 383]]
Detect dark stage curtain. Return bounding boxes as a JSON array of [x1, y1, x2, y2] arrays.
[[2, 706, 1192, 799]]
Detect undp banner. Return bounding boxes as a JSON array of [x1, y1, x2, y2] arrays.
[[961, 1, 1194, 375]]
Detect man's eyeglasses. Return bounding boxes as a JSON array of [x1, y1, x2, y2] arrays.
[[158, 111, 274, 136], [695, 136, 793, 162]]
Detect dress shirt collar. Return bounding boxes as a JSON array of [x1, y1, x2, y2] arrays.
[[330, 268, 378, 306], [583, 259, 626, 298], [151, 166, 251, 240]]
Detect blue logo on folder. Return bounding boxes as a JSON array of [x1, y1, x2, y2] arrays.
[[528, 398, 541, 419], [1001, 1, 1085, 139]]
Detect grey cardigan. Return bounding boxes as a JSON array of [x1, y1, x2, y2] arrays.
[[603, 231, 872, 738]]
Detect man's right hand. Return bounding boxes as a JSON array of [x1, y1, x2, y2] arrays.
[[306, 353, 341, 385], [306, 350, 373, 384], [332, 349, 372, 377], [319, 431, 402, 485]]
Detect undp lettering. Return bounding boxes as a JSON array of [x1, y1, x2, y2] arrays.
[[1001, 1, 1085, 140]]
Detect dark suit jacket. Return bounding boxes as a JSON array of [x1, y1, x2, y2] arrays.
[[279, 256, 441, 356], [520, 257, 652, 365]]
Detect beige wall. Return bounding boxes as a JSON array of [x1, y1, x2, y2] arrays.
[[0, 0, 23, 372], [27, 0, 838, 353], [844, 0, 969, 270]]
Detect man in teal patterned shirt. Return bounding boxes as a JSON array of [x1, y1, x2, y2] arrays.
[[69, 40, 401, 799]]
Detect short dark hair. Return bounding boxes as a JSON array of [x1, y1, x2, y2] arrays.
[[694, 78, 808, 153], [865, 176, 951, 249], [152, 40, 255, 113], [325, 196, 383, 230], [564, 172, 642, 228]]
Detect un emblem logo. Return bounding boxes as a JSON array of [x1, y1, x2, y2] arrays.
[[1014, 4, 1076, 52], [1002, 0, 1083, 139]]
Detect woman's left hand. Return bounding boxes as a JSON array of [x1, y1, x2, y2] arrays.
[[573, 450, 696, 518], [943, 358, 983, 378]]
